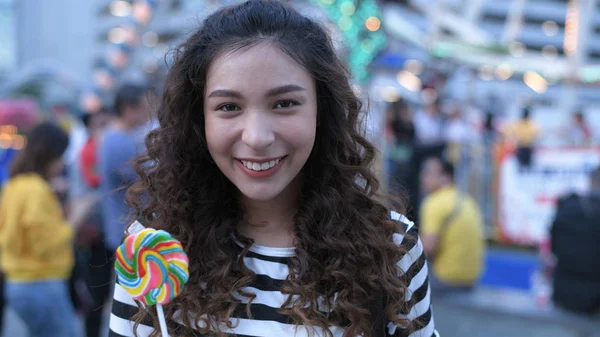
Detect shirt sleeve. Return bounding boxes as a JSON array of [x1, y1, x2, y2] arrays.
[[419, 197, 444, 236], [388, 216, 439, 337], [21, 182, 74, 257]]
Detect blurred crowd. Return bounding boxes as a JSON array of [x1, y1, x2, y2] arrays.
[[0, 83, 155, 337], [382, 74, 600, 315], [384, 81, 597, 216]]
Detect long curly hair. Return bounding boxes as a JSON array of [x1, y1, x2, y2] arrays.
[[127, 1, 413, 336]]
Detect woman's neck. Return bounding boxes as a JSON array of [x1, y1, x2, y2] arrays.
[[238, 180, 300, 248]]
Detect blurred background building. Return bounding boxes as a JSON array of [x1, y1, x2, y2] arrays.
[[0, 0, 16, 79]]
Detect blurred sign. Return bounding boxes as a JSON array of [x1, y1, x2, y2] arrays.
[[497, 146, 600, 245], [0, 99, 39, 130]]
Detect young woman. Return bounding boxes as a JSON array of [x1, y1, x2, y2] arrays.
[[0, 122, 95, 337], [109, 1, 438, 336]]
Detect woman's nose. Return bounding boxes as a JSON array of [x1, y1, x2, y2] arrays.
[[241, 111, 275, 150]]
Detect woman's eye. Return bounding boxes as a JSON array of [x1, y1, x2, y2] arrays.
[[217, 104, 241, 112], [274, 100, 298, 109]]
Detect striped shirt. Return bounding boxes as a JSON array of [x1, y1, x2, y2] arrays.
[[109, 212, 439, 337]]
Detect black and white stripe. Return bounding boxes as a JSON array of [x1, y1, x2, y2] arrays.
[[109, 216, 439, 337]]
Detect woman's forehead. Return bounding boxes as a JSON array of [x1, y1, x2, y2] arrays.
[[205, 43, 314, 96]]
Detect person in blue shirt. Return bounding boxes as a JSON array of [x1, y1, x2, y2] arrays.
[[98, 83, 152, 252]]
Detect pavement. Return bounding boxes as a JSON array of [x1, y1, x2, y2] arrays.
[[434, 300, 600, 337]]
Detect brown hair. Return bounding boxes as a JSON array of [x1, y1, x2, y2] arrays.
[[127, 1, 412, 336], [10, 122, 69, 179]]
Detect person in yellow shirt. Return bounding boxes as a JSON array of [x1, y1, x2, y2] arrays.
[[502, 107, 540, 170], [0, 122, 95, 337], [419, 156, 485, 295]]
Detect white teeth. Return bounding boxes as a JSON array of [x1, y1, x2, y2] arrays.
[[240, 158, 282, 171]]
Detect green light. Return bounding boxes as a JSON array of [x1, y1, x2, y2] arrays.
[[340, 2, 356, 16], [431, 44, 451, 58], [310, 0, 387, 83], [361, 40, 373, 53], [338, 16, 353, 31]]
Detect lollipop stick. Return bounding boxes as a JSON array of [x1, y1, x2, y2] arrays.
[[156, 304, 169, 337]]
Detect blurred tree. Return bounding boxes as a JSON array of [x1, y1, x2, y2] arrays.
[[10, 81, 44, 101]]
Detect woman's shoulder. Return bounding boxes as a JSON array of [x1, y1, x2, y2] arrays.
[[4, 174, 53, 199], [389, 211, 418, 240], [390, 211, 414, 230], [389, 211, 423, 269]]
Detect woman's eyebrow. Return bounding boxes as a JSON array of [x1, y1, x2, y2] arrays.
[[207, 89, 243, 99], [207, 84, 306, 99], [265, 84, 306, 97]]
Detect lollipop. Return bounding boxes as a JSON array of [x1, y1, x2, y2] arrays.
[[115, 228, 189, 336]]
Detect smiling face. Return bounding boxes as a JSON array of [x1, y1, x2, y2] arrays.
[[203, 43, 318, 202]]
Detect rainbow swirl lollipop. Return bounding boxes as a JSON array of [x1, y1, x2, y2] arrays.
[[115, 228, 189, 306]]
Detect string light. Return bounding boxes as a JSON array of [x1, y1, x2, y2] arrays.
[[83, 0, 161, 114], [133, 1, 153, 25], [542, 45, 558, 60], [108, 27, 128, 44], [564, 1, 579, 56], [542, 21, 558, 37], [0, 125, 17, 135], [108, 48, 129, 69], [365, 17, 381, 32], [340, 2, 355, 16], [396, 71, 421, 92], [524, 72, 548, 94], [110, 0, 133, 17], [94, 70, 115, 90], [495, 64, 513, 80], [311, 0, 387, 83], [338, 17, 353, 31], [80, 93, 103, 114], [142, 31, 159, 47], [0, 133, 12, 149]]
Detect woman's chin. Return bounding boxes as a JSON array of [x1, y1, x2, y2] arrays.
[[237, 188, 282, 202]]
